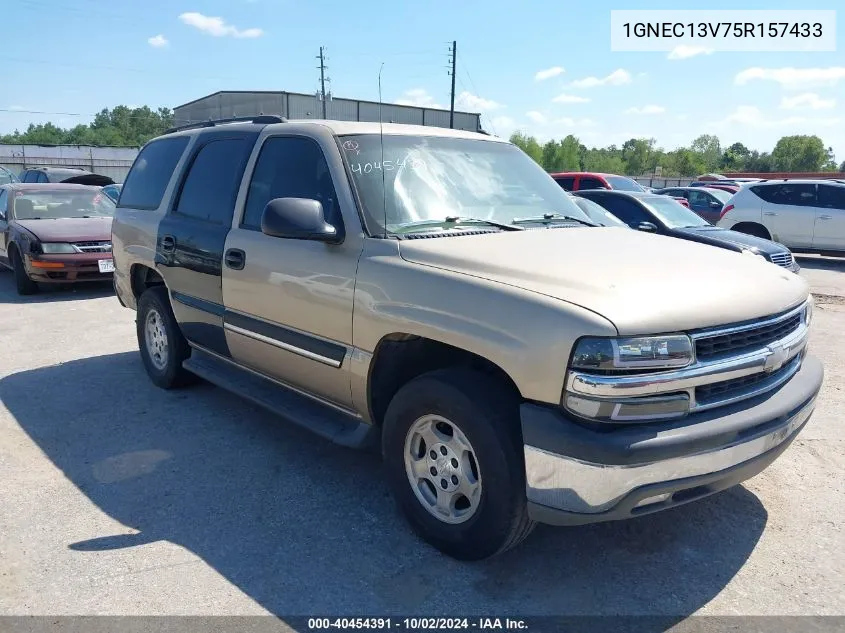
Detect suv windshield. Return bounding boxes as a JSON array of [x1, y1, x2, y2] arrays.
[[605, 175, 645, 192], [643, 196, 709, 228], [339, 134, 592, 235], [12, 189, 116, 220]]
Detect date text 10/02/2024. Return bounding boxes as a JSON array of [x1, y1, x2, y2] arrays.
[[307, 618, 529, 630]]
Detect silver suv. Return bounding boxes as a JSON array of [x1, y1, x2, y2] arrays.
[[718, 180, 845, 254], [111, 116, 823, 560]]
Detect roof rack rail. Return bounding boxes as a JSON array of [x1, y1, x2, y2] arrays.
[[165, 114, 287, 134]]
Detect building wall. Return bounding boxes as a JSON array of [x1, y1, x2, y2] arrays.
[[0, 144, 139, 182], [174, 91, 482, 132]]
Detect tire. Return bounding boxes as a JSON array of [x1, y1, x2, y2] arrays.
[[136, 285, 196, 389], [733, 223, 770, 240], [10, 247, 38, 296], [382, 368, 535, 560]]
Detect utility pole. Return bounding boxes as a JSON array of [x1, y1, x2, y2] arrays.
[[317, 46, 328, 119], [448, 40, 457, 128]]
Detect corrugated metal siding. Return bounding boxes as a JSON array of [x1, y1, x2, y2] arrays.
[[0, 144, 138, 182], [174, 91, 481, 131]]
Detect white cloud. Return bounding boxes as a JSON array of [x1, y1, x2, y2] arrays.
[[625, 105, 666, 115], [552, 93, 590, 104], [535, 66, 564, 81], [553, 117, 596, 127], [715, 105, 840, 128], [147, 34, 169, 48], [569, 69, 632, 89], [455, 91, 503, 112], [667, 45, 714, 60], [395, 88, 442, 109], [779, 92, 836, 110], [526, 111, 547, 124], [178, 12, 264, 38], [734, 67, 845, 90]]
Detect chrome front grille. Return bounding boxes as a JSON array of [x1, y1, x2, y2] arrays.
[[72, 240, 112, 253], [770, 252, 794, 268], [694, 310, 802, 360]]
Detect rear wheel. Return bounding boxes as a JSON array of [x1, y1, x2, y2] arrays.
[[732, 222, 771, 240], [382, 368, 534, 560], [136, 286, 196, 389], [10, 248, 38, 296]]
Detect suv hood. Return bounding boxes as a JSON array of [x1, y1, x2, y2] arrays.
[[398, 227, 808, 334], [15, 217, 113, 243]]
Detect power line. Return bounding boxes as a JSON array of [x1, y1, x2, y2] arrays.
[[447, 41, 457, 129]]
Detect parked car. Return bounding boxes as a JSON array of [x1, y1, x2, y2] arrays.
[[111, 116, 820, 560], [0, 183, 116, 295], [568, 194, 629, 228], [717, 180, 845, 254], [550, 171, 691, 208], [101, 183, 123, 203], [688, 181, 740, 194], [0, 166, 19, 185], [19, 166, 115, 186], [574, 189, 800, 273], [654, 186, 733, 223]]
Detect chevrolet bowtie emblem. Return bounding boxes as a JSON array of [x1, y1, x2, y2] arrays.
[[764, 344, 789, 373]]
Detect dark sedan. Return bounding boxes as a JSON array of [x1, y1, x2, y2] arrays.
[[0, 183, 116, 295], [574, 190, 800, 273], [654, 186, 733, 223]]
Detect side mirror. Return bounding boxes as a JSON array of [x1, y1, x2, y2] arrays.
[[637, 221, 657, 232], [260, 198, 340, 243]]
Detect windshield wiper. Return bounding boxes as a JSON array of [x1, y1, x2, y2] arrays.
[[393, 216, 524, 233], [511, 213, 598, 228]]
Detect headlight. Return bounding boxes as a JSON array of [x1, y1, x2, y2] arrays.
[[570, 334, 694, 372], [40, 242, 77, 254]]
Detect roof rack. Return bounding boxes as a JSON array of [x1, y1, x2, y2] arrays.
[[165, 114, 287, 134]]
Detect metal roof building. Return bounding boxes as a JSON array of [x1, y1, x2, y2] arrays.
[[173, 91, 482, 132]]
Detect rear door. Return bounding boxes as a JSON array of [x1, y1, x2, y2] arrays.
[[813, 184, 845, 251], [155, 131, 257, 356], [756, 183, 816, 248]]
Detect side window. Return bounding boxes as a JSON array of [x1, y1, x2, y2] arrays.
[[578, 177, 606, 190], [817, 185, 845, 210], [753, 184, 816, 206], [0, 190, 7, 219], [688, 190, 708, 206], [174, 138, 252, 225], [22, 171, 36, 183], [120, 136, 190, 210], [600, 197, 651, 226], [554, 177, 575, 191], [242, 136, 341, 231], [38, 172, 49, 183]]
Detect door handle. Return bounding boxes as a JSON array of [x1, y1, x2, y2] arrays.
[[763, 212, 777, 216], [224, 248, 245, 270], [161, 235, 176, 252], [819, 215, 833, 220]]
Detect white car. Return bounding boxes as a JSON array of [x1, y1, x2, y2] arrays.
[[717, 179, 845, 253]]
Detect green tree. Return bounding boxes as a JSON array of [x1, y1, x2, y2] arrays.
[[0, 105, 174, 147], [510, 131, 543, 165], [690, 134, 722, 172], [771, 135, 829, 172], [744, 150, 773, 173], [621, 138, 656, 175], [721, 142, 751, 171]]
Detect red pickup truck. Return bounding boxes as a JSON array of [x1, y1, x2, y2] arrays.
[[549, 171, 691, 208]]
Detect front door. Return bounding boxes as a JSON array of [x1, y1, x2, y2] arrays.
[[687, 189, 721, 224], [155, 131, 257, 356], [759, 183, 816, 248], [222, 134, 364, 408], [813, 184, 845, 251]]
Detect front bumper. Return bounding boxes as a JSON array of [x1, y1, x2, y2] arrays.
[[25, 253, 113, 283], [522, 354, 823, 525]]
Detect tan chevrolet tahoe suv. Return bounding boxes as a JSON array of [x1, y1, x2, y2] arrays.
[[111, 115, 823, 560]]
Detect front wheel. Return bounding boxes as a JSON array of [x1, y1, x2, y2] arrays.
[[10, 248, 38, 295], [382, 368, 535, 560], [136, 286, 196, 389]]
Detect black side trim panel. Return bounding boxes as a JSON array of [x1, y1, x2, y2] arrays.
[[172, 291, 225, 317], [224, 310, 347, 365]]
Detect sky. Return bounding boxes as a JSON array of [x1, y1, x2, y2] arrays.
[[3, 0, 845, 160]]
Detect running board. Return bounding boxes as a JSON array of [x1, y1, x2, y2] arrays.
[[183, 348, 377, 450]]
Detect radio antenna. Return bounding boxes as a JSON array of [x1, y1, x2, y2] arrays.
[[378, 62, 387, 239]]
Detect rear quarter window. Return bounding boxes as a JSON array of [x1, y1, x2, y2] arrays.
[[554, 176, 575, 191], [119, 136, 190, 210]]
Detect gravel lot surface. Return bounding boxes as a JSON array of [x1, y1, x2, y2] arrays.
[[1, 256, 843, 622]]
